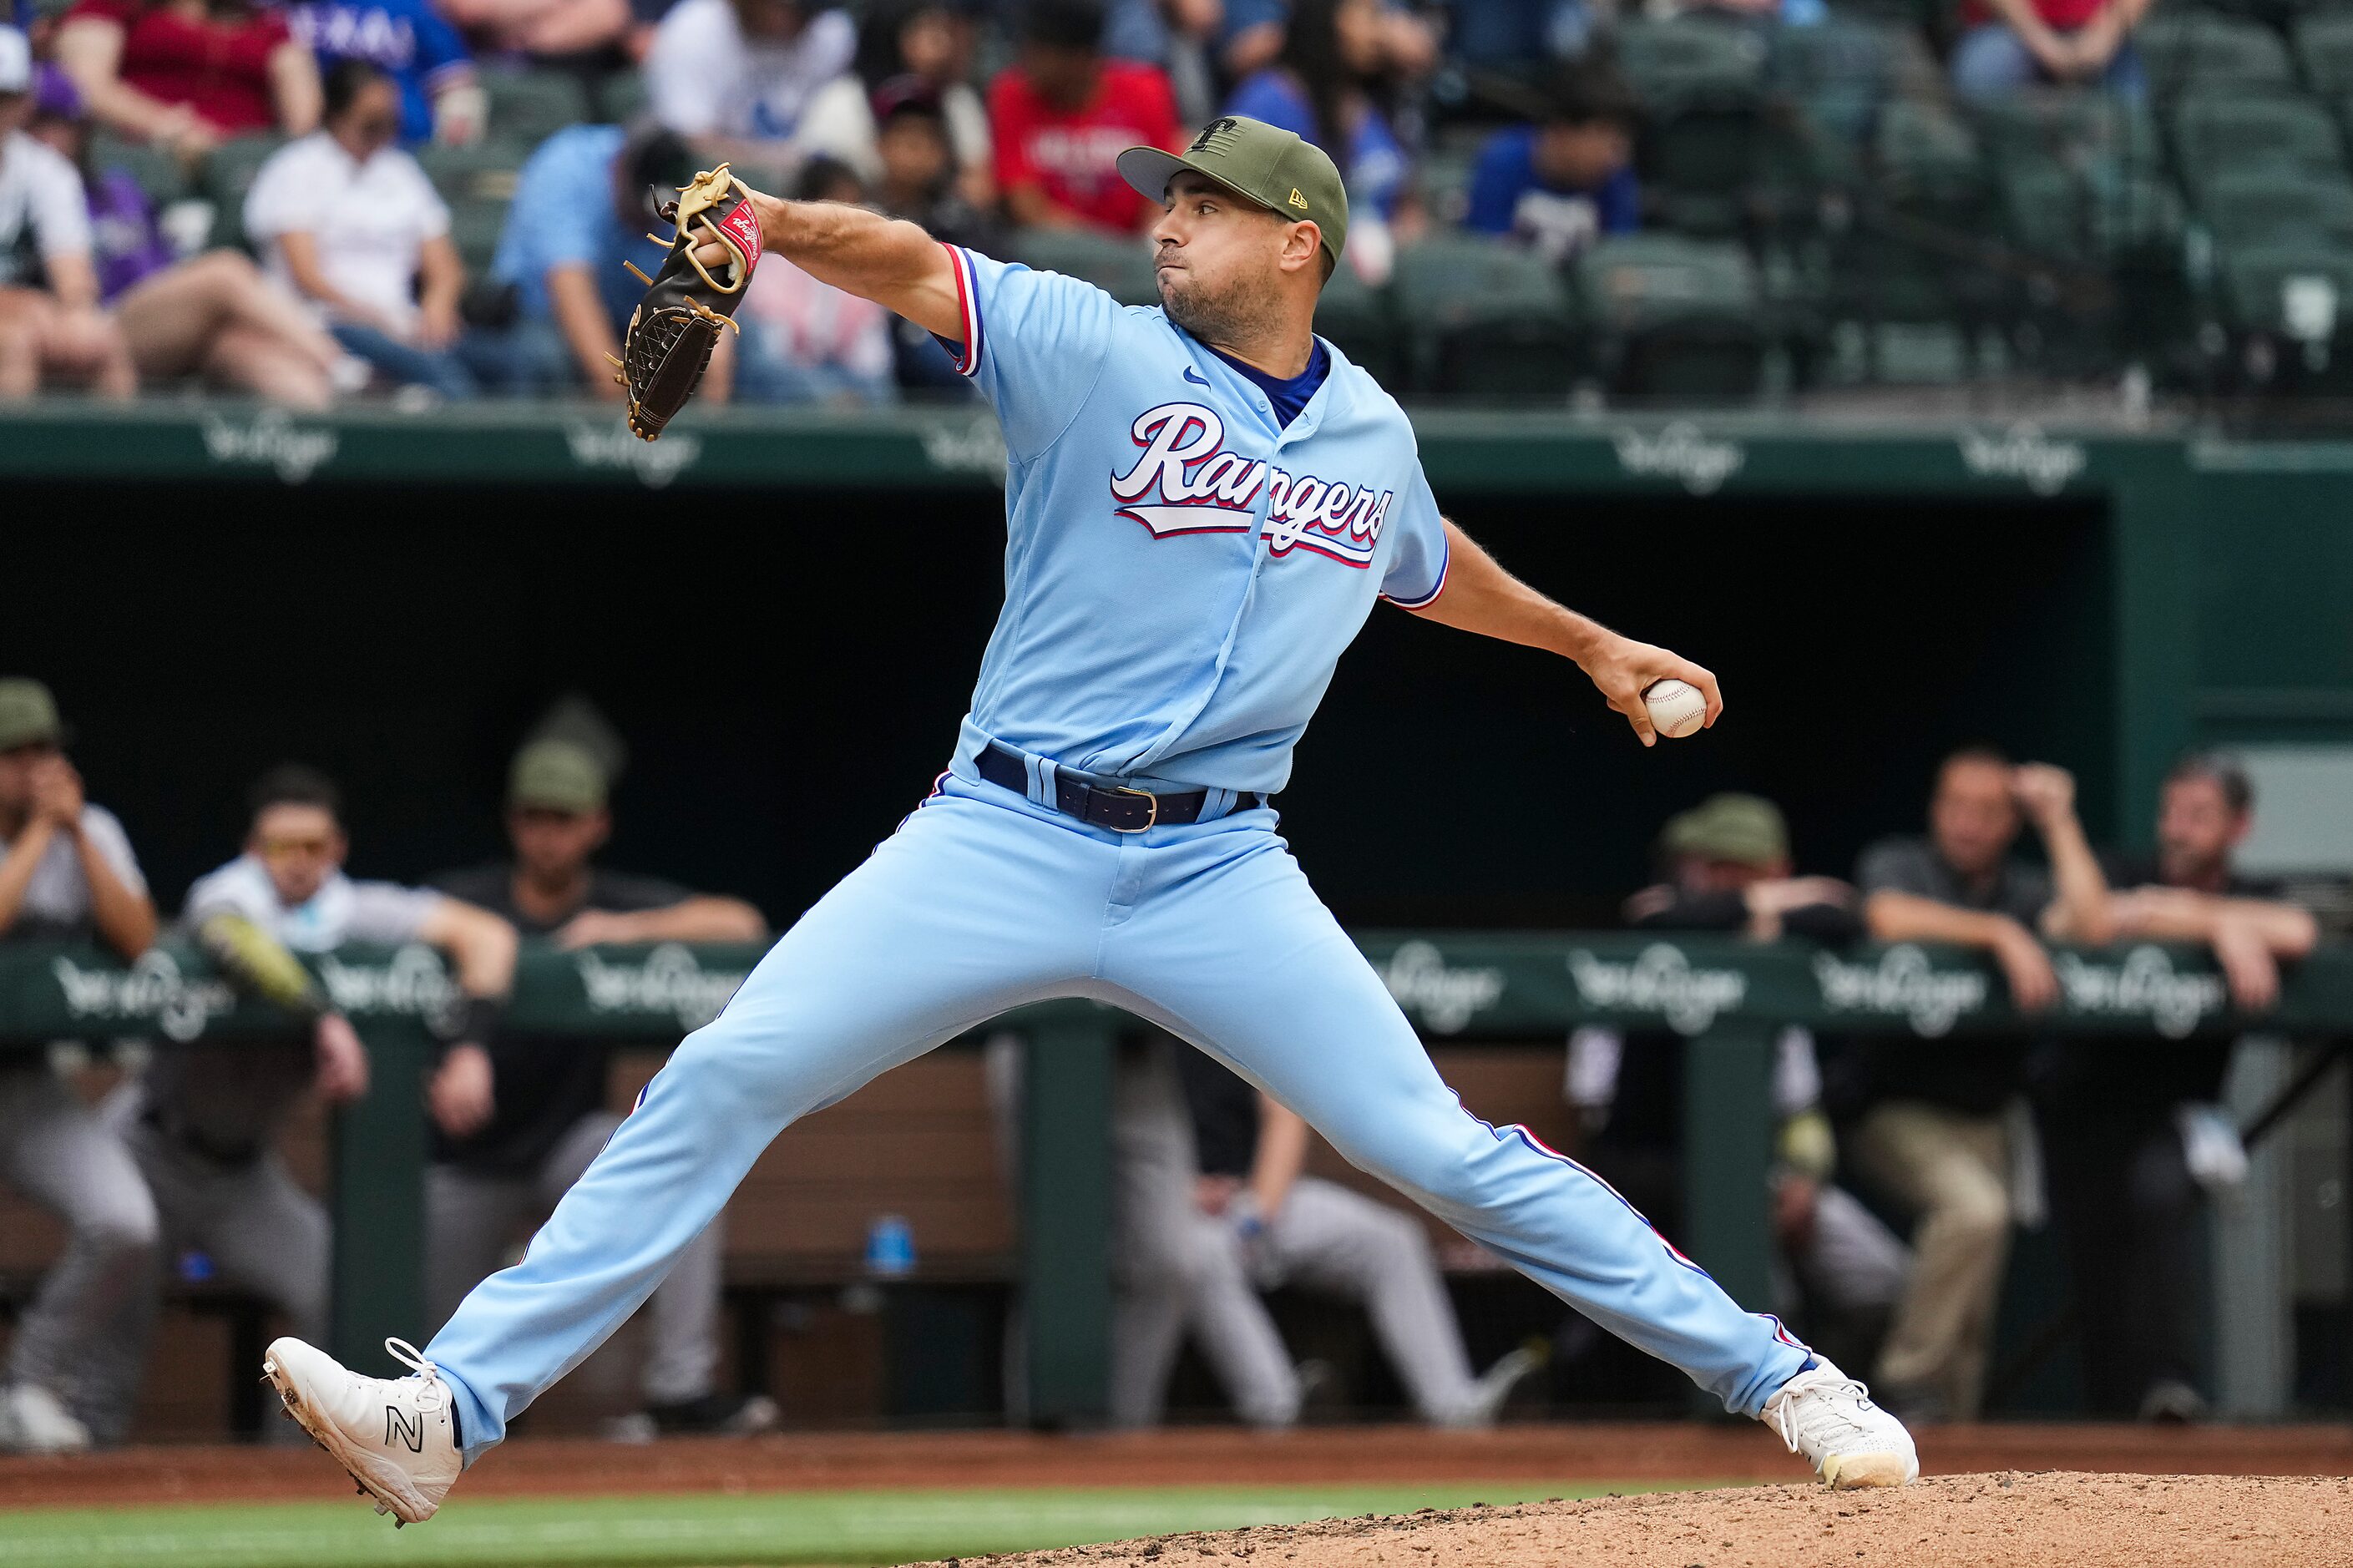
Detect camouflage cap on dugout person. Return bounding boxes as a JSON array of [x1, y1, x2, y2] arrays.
[[508, 740, 609, 814], [0, 679, 66, 753], [1116, 114, 1350, 276], [1663, 793, 1789, 867]]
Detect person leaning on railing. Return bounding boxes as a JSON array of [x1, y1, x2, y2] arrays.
[[1834, 745, 2113, 1425], [2036, 752, 2322, 1422], [70, 762, 517, 1448], [0, 677, 159, 1456]]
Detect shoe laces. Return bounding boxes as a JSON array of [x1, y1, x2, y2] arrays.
[[1769, 1367, 1875, 1454], [386, 1338, 448, 1414]]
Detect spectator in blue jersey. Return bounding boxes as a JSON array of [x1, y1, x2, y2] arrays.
[[1222, 0, 1417, 244], [1465, 67, 1638, 266], [458, 122, 734, 399], [276, 0, 483, 144]]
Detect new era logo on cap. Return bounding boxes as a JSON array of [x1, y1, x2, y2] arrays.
[[1288, 189, 1308, 210]]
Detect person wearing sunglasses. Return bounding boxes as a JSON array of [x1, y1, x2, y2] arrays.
[[71, 763, 516, 1444], [243, 58, 472, 395]]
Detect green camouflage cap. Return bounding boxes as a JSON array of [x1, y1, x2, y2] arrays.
[[509, 739, 608, 814], [1662, 793, 1789, 867], [0, 678, 64, 753], [1117, 115, 1349, 275]]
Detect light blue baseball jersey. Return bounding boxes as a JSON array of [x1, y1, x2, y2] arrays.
[[938, 244, 1451, 796]]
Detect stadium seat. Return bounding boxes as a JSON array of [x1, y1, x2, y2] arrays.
[[2134, 10, 2298, 96], [1612, 17, 1769, 111], [448, 197, 512, 276], [416, 142, 521, 204], [597, 69, 650, 124], [2211, 239, 2353, 387], [1311, 264, 1399, 386], [2003, 164, 2187, 260], [1875, 98, 1987, 210], [1971, 89, 2163, 184], [1571, 232, 1768, 398], [90, 130, 187, 207], [2294, 13, 2353, 94], [1769, 15, 1896, 144], [1001, 226, 1160, 306], [1388, 235, 1580, 397], [2196, 167, 2353, 247], [2169, 93, 2348, 200], [482, 68, 594, 149], [200, 134, 287, 251]]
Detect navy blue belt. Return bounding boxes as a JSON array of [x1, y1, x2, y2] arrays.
[[974, 743, 1264, 833]]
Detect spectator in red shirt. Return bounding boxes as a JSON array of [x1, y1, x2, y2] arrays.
[[54, 0, 321, 162], [989, 0, 1183, 235], [1950, 0, 2150, 101]]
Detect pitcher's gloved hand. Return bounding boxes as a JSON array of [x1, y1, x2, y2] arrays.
[[614, 164, 762, 440]]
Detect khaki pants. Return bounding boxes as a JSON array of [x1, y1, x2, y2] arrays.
[[1847, 1100, 2011, 1419]]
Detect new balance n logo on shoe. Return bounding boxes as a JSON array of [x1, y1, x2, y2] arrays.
[[387, 1405, 424, 1454]]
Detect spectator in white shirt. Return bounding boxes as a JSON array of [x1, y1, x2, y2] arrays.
[[645, 0, 855, 169], [244, 59, 471, 396], [731, 157, 896, 405], [0, 28, 135, 399]]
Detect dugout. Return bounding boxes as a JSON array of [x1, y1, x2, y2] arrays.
[[8, 403, 2353, 1432]]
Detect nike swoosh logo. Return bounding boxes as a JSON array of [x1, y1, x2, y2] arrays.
[[1183, 367, 1211, 387]]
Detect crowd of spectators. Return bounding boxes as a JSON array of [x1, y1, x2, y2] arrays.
[[1, 0, 2189, 410]]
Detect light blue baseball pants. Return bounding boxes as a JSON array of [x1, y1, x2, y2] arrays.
[[424, 769, 1810, 1460]]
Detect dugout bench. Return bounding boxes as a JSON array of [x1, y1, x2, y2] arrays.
[[3, 933, 2350, 1429]]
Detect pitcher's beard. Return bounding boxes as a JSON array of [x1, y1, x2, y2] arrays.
[[1159, 273, 1280, 357]]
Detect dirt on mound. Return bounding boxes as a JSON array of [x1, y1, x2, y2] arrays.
[[918, 1474, 2353, 1568]]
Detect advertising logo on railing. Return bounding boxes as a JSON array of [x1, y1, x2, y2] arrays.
[[317, 946, 458, 1025], [1814, 945, 1988, 1036], [1956, 422, 2087, 495], [1611, 422, 1745, 496], [1566, 943, 1748, 1035], [1379, 940, 1506, 1034], [51, 950, 237, 1042], [574, 943, 748, 1030], [200, 409, 339, 483], [920, 416, 1009, 479], [565, 422, 702, 488], [2054, 946, 2227, 1039]]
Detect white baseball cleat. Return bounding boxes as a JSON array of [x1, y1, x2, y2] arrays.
[[262, 1336, 461, 1525], [1760, 1357, 1920, 1490]]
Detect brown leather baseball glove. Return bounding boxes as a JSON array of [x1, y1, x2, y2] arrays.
[[612, 164, 763, 440]]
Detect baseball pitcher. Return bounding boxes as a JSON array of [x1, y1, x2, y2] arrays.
[[263, 117, 1917, 1521]]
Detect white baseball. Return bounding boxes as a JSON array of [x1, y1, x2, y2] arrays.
[[1642, 678, 1708, 739]]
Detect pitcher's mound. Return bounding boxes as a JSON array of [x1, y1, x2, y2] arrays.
[[918, 1473, 2353, 1568]]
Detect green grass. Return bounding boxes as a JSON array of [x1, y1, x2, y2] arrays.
[[0, 1480, 1693, 1568]]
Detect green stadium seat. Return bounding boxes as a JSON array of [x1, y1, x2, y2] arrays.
[[2199, 167, 2353, 246], [1310, 264, 1399, 386], [448, 197, 512, 276], [89, 131, 188, 207], [2169, 93, 2348, 199], [1971, 89, 2163, 182], [1770, 15, 1896, 144], [1874, 98, 1986, 209], [2003, 164, 2187, 260], [2294, 13, 2353, 94], [200, 134, 287, 251], [1001, 226, 1160, 306], [1571, 232, 1768, 397], [597, 69, 649, 124], [415, 143, 520, 204], [2213, 241, 2353, 368], [1612, 18, 1769, 111], [2135, 10, 2297, 95], [1388, 235, 1579, 397], [482, 68, 594, 150]]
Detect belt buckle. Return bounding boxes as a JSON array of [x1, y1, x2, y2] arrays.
[[1107, 786, 1159, 833]]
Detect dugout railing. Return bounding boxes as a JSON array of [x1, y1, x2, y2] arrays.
[[4, 934, 2350, 1425]]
